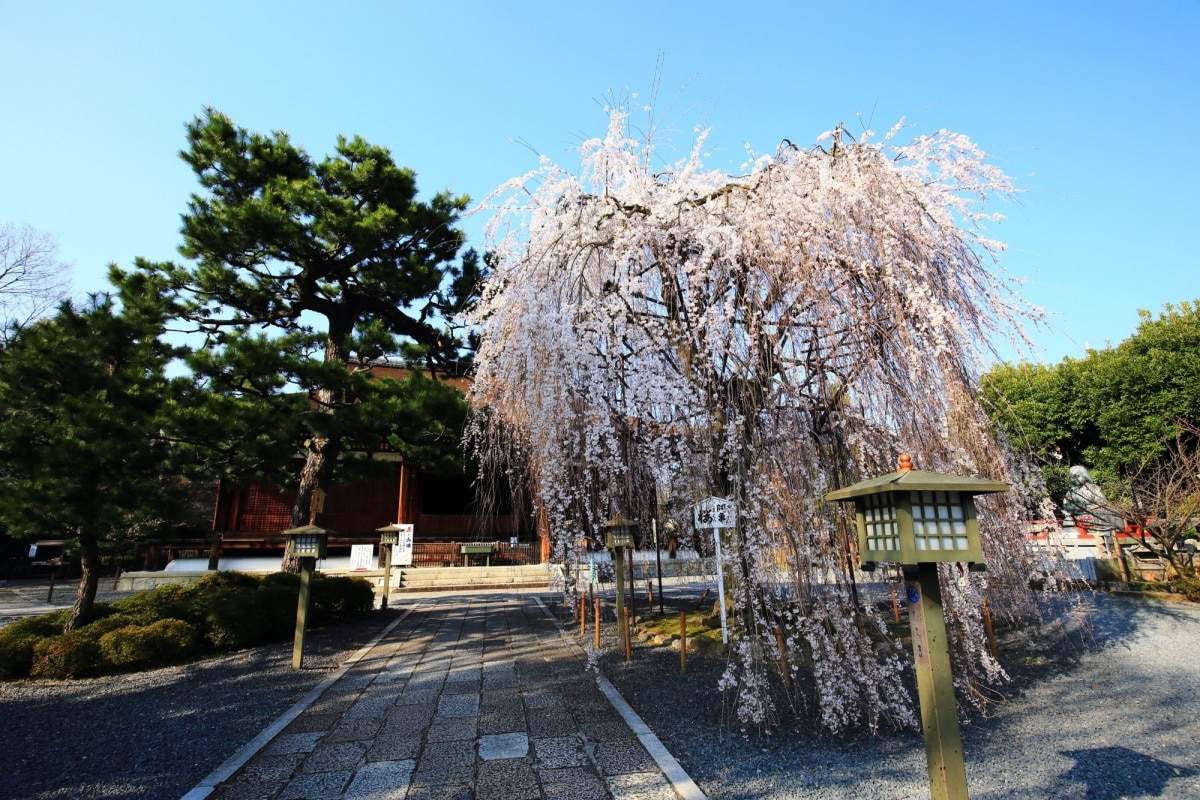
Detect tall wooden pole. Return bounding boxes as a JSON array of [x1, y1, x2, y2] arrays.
[[653, 519, 665, 615], [293, 556, 315, 670], [380, 543, 393, 611], [907, 562, 970, 800], [614, 547, 628, 645]]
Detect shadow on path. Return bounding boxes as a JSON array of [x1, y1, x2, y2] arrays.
[[1060, 745, 1194, 799]]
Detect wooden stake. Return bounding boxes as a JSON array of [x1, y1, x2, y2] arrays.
[[680, 611, 688, 673], [982, 597, 998, 660], [890, 583, 901, 623], [647, 580, 654, 607], [623, 606, 632, 661], [594, 596, 601, 650], [774, 627, 792, 688], [580, 593, 587, 637], [112, 567, 122, 591]]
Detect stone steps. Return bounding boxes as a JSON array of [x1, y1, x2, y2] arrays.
[[394, 564, 554, 593]]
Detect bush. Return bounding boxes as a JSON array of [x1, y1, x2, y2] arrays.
[[184, 572, 270, 650], [0, 633, 40, 679], [1170, 576, 1200, 602], [1, 570, 376, 680], [30, 634, 102, 679], [109, 584, 192, 626], [310, 575, 374, 623], [0, 611, 68, 679], [99, 619, 197, 670]]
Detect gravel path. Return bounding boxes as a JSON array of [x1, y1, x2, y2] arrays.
[[603, 592, 1200, 799], [2, 591, 1198, 799]]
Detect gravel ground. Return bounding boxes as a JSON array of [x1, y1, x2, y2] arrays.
[[2, 591, 1198, 799], [603, 592, 1200, 799], [0, 610, 400, 800]]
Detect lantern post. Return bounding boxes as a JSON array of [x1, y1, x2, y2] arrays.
[[376, 524, 404, 611], [603, 518, 637, 645], [826, 454, 1008, 800], [282, 524, 330, 670]]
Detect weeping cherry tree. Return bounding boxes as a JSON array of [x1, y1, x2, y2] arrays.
[[467, 105, 1046, 732]]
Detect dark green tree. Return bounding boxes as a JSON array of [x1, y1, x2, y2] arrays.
[[118, 109, 480, 532], [982, 301, 1200, 503], [0, 293, 179, 631]]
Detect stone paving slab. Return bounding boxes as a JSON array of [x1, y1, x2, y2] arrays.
[[187, 594, 706, 799]]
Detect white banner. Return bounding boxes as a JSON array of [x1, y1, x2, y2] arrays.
[[349, 544, 375, 571], [392, 524, 415, 566]]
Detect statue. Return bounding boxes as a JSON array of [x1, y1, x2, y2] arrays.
[[1062, 465, 1124, 554]]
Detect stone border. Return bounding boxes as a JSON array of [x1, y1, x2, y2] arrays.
[[531, 596, 709, 800]]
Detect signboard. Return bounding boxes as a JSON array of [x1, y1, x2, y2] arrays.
[[693, 497, 736, 529], [392, 524, 414, 566], [349, 544, 375, 571], [28, 544, 37, 558]]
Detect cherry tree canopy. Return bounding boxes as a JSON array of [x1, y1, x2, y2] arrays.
[[468, 108, 1044, 731]]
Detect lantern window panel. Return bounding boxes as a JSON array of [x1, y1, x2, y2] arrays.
[[863, 493, 900, 552], [910, 491, 970, 551]]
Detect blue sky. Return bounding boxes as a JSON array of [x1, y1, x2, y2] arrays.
[[1, 0, 1196, 365]]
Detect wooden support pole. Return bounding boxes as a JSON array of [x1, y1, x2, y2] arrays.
[[891, 583, 901, 623], [112, 567, 122, 591], [774, 627, 792, 689], [627, 548, 637, 625], [614, 548, 628, 645], [594, 597, 601, 650], [647, 580, 654, 607], [380, 544, 392, 611], [46, 570, 57, 603], [580, 594, 587, 637], [907, 563, 970, 800], [292, 557, 315, 670], [680, 611, 687, 673], [623, 606, 632, 661]]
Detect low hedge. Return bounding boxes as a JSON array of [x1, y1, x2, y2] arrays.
[[0, 571, 373, 680]]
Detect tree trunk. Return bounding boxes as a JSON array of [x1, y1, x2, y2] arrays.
[[64, 533, 100, 632], [284, 323, 351, 571]]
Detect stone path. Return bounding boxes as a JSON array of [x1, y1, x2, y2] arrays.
[[184, 593, 705, 800]]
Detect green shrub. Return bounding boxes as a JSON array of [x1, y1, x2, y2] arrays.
[[1170, 576, 1200, 602], [0, 633, 40, 679], [185, 574, 267, 650], [256, 577, 302, 640], [99, 619, 197, 669], [1, 569, 376, 680], [30, 634, 102, 679], [310, 575, 374, 623], [1, 610, 68, 639], [0, 611, 69, 679], [109, 584, 193, 626], [77, 613, 144, 640]]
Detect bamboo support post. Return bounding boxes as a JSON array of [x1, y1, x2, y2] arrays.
[[623, 606, 632, 661], [580, 594, 587, 637], [594, 597, 601, 650], [774, 627, 792, 688], [680, 611, 687, 673], [891, 583, 901, 623]]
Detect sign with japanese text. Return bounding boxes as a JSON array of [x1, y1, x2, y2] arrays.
[[392, 524, 415, 566], [693, 497, 737, 529]]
